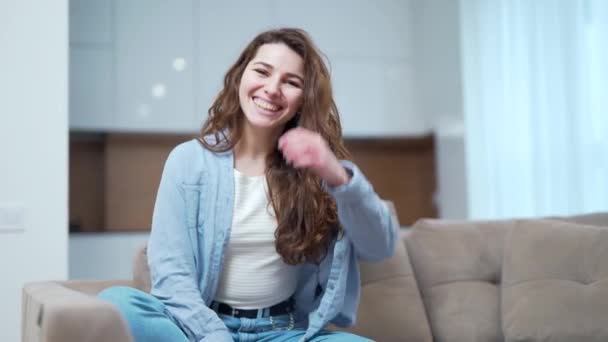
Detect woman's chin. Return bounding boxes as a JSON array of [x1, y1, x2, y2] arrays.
[[245, 113, 289, 131], [245, 116, 281, 131]]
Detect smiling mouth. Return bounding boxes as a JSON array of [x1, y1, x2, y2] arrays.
[[253, 97, 283, 112]]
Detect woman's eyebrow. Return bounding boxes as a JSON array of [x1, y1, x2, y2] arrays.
[[252, 61, 304, 83]]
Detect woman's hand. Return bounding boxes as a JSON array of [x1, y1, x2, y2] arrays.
[[278, 127, 350, 187]]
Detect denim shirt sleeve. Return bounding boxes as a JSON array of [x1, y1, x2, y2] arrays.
[[325, 160, 398, 262], [147, 145, 233, 342]]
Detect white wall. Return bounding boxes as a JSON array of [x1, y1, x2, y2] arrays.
[[0, 0, 68, 340]]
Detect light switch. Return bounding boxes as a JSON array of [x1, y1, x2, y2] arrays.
[[0, 203, 25, 233]]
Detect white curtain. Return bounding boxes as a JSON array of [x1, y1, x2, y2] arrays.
[[460, 0, 608, 219]]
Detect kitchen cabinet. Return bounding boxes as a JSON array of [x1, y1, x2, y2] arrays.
[[70, 48, 114, 130], [70, 0, 427, 136], [69, 0, 113, 45], [69, 0, 114, 130], [114, 0, 196, 132], [70, 0, 198, 133]]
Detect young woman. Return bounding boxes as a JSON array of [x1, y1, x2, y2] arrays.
[[99, 28, 397, 342]]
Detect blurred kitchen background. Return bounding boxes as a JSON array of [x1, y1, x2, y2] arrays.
[[67, 0, 462, 281], [2, 1, 607, 340]]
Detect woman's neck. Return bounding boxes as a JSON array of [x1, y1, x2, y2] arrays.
[[234, 123, 281, 176]]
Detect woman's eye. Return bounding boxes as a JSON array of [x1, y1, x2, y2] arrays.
[[287, 80, 302, 88], [254, 68, 268, 76]]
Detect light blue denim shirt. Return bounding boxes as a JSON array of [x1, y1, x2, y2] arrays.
[[147, 139, 398, 342]]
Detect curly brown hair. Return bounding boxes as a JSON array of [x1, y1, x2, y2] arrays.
[[199, 28, 350, 265]]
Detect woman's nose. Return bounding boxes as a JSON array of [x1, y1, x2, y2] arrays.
[[264, 78, 281, 97]]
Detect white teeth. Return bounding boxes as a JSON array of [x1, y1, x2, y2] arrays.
[[253, 97, 280, 111]]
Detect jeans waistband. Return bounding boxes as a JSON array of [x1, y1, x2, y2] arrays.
[[210, 297, 295, 319]]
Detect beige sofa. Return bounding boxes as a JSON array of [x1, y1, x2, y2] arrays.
[[22, 211, 608, 342]]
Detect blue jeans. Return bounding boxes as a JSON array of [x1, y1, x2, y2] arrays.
[[98, 286, 373, 342]]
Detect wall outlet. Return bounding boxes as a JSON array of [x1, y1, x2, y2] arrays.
[[0, 203, 25, 232]]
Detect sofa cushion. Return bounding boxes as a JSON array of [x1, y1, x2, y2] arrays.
[[133, 244, 151, 293], [333, 235, 432, 341], [405, 218, 515, 342], [556, 212, 608, 227], [502, 219, 608, 342], [336, 200, 431, 341]]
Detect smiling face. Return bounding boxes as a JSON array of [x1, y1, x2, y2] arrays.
[[238, 43, 305, 136]]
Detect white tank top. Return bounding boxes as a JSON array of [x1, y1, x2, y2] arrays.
[[214, 169, 298, 309]]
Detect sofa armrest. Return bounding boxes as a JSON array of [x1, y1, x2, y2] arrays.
[[62, 279, 134, 296], [22, 281, 133, 342]]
